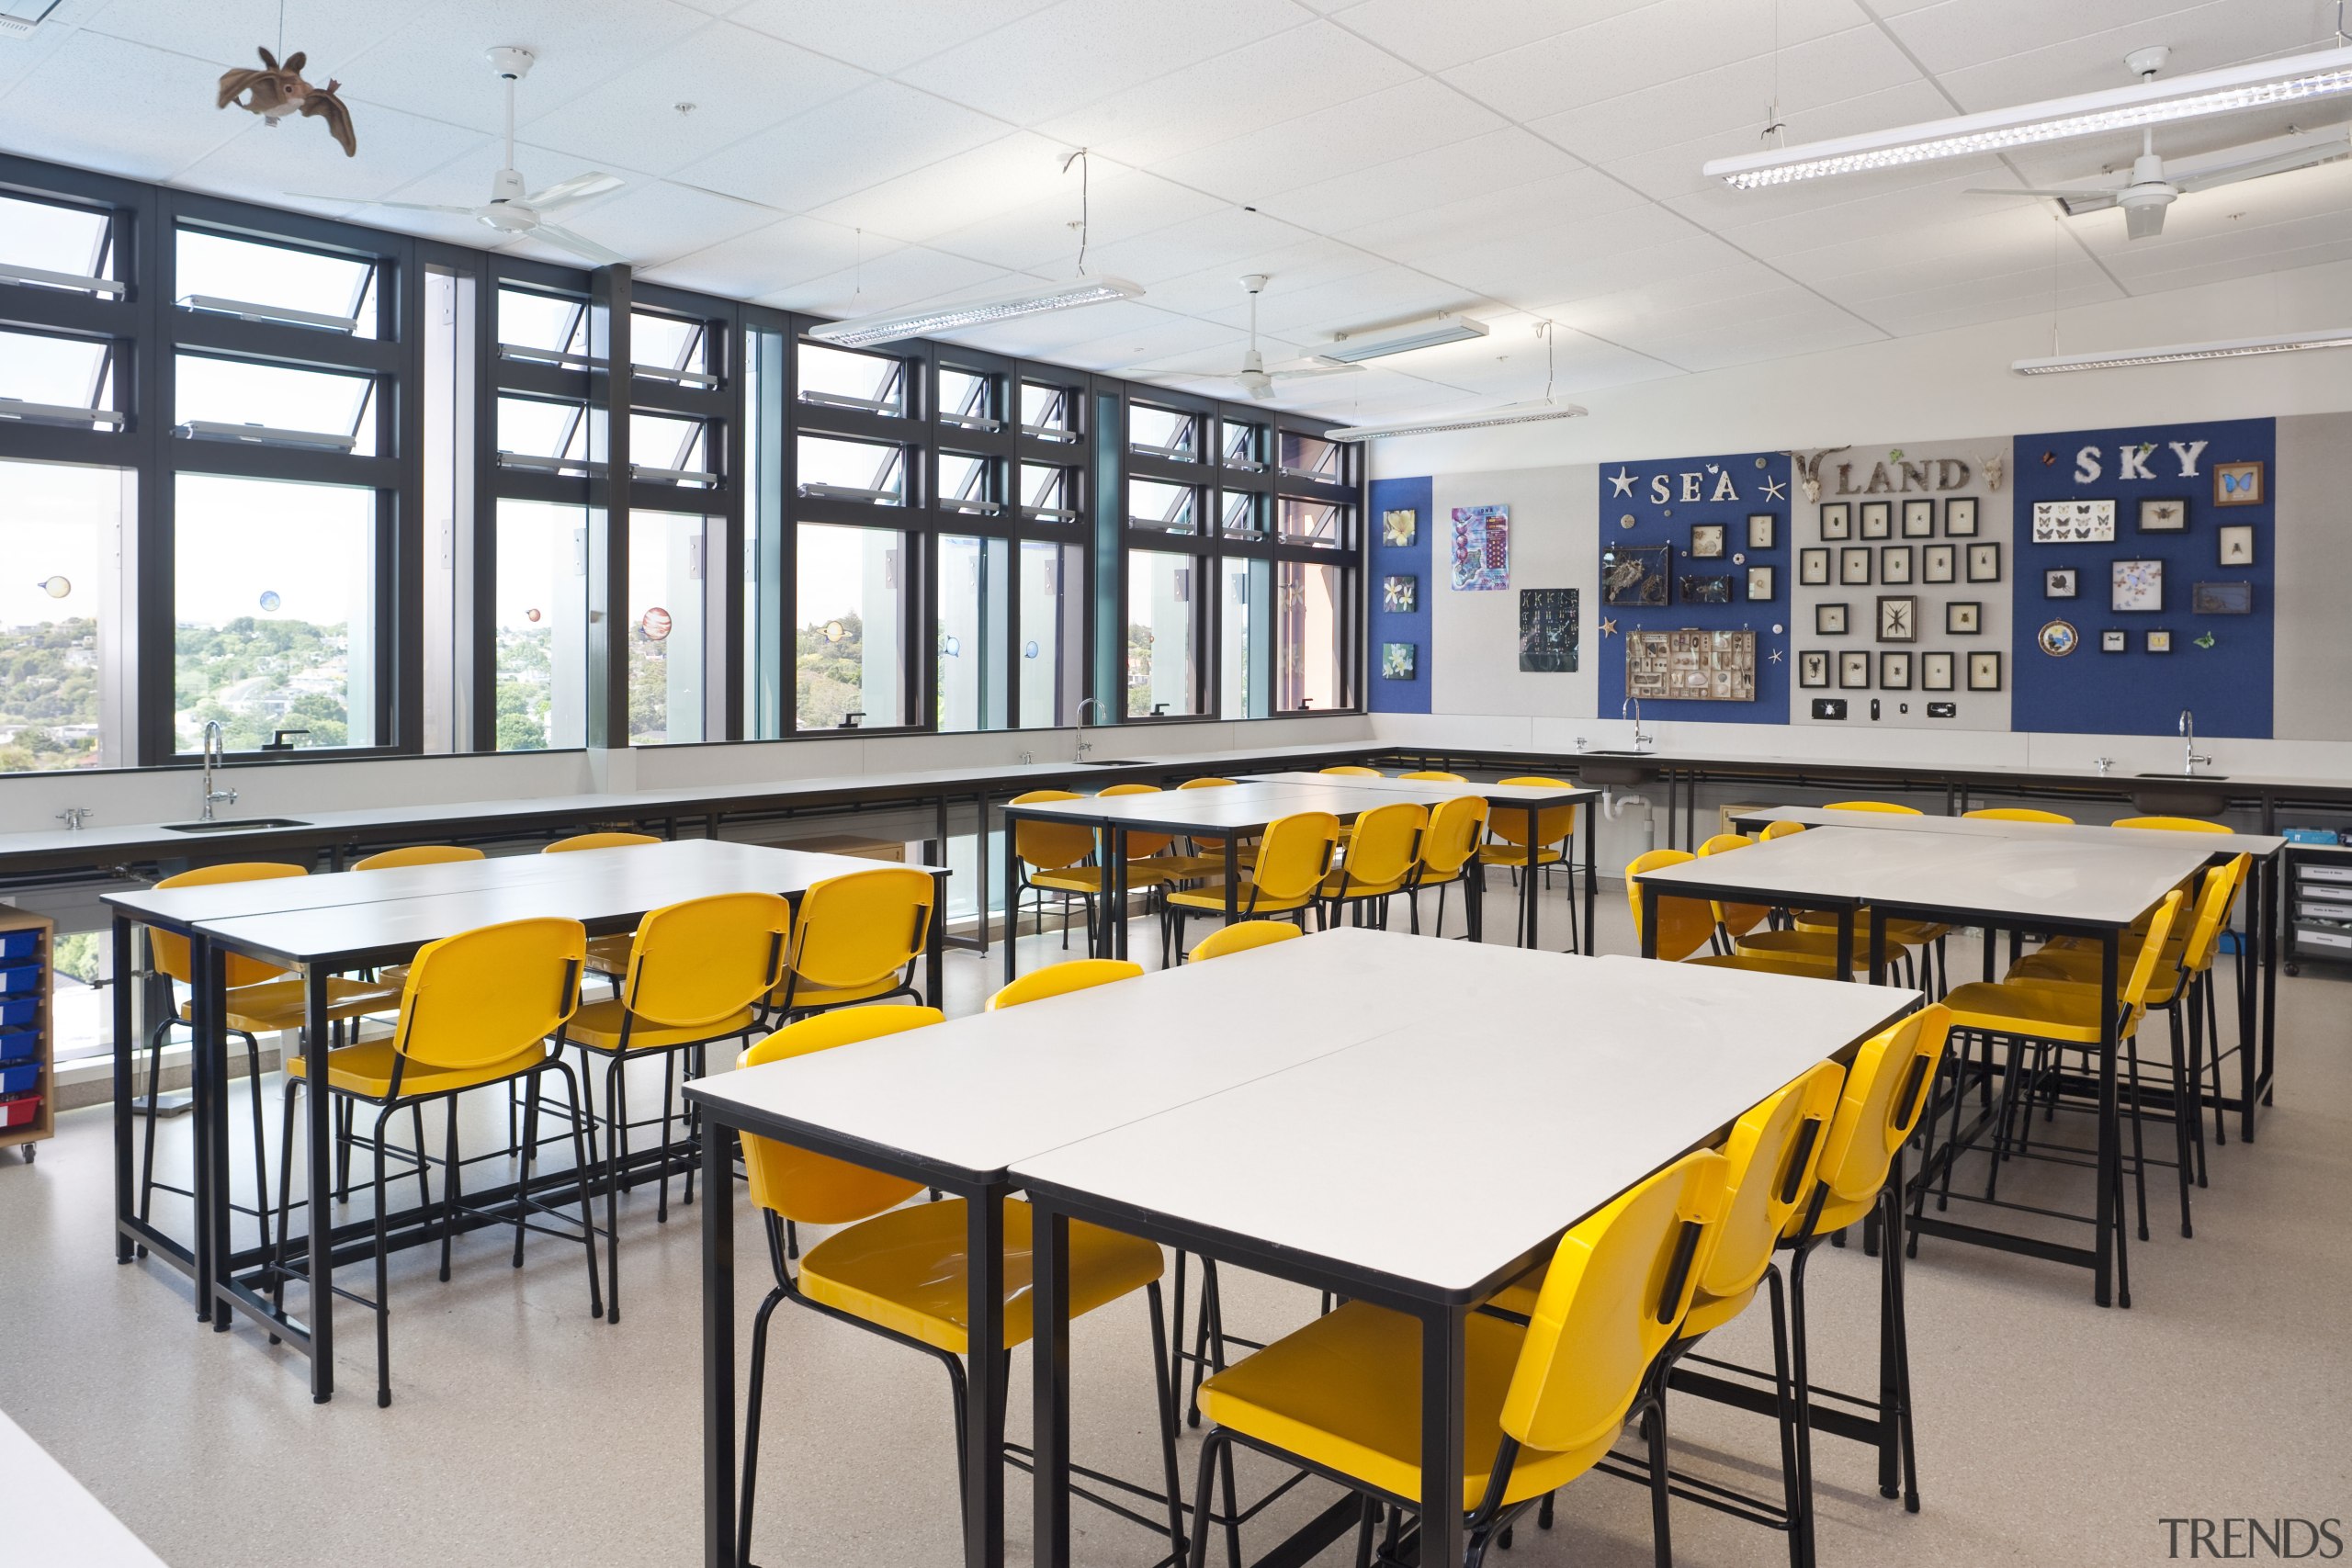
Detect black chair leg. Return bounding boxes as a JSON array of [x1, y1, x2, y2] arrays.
[[369, 1102, 396, 1407], [605, 1055, 627, 1324], [738, 1282, 787, 1563], [2125, 1036, 2150, 1243], [1146, 1281, 1188, 1562]]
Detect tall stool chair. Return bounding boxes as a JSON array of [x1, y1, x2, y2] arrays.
[[1483, 777, 1581, 949], [768, 864, 936, 1015], [351, 844, 486, 871], [1322, 800, 1426, 930], [1157, 778, 1247, 882], [545, 831, 662, 983], [1163, 811, 1339, 962], [1007, 789, 1111, 953], [1412, 795, 1490, 940], [1188, 920, 1301, 963]]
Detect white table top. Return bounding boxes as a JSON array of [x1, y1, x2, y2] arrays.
[[0, 1409, 168, 1567], [1736, 806, 2286, 856], [1006, 778, 1532, 833], [1012, 954, 1915, 1299], [1635, 825, 2217, 928], [1244, 772, 1596, 806]]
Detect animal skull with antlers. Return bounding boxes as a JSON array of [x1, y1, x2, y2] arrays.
[[1977, 453, 2007, 492], [217, 47, 357, 157], [1780, 446, 1850, 505]]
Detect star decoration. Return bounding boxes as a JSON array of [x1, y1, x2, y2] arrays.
[[1599, 616, 1619, 637], [1607, 468, 1635, 497], [1759, 475, 1787, 502], [1768, 648, 1784, 663]]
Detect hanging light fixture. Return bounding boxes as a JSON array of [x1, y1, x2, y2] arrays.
[[1324, 320, 1587, 442], [2011, 327, 2352, 374]]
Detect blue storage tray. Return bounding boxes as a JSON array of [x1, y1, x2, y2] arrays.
[[0, 962, 40, 996], [0, 1059, 37, 1096], [0, 998, 35, 1028], [0, 1025, 35, 1066], [0, 930, 37, 960]]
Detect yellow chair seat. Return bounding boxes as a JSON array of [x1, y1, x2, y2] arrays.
[[800, 1197, 1162, 1356], [1166, 882, 1317, 916], [1197, 1301, 1619, 1511], [1480, 843, 1566, 870], [1734, 931, 1865, 969], [769, 973, 908, 1011], [1790, 913, 1947, 947], [288, 1039, 550, 1100], [1029, 865, 1175, 896], [2005, 944, 2185, 999], [1158, 851, 1256, 878], [1688, 952, 1845, 980], [1322, 871, 1410, 899], [180, 975, 404, 1035], [1939, 979, 2108, 1044], [584, 932, 637, 976], [566, 998, 758, 1053]]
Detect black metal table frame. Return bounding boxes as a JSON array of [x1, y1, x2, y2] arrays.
[[107, 872, 949, 1402]]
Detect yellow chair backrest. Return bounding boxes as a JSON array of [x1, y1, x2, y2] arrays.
[[624, 891, 791, 1029], [1250, 812, 1340, 903], [1010, 789, 1097, 872], [1335, 800, 1426, 892], [149, 863, 307, 988], [1500, 1149, 1729, 1458], [2118, 892, 2185, 1033], [1489, 776, 1577, 848], [2113, 815, 2232, 834], [545, 831, 662, 852], [1189, 920, 1302, 963], [1801, 1004, 1952, 1224], [1695, 832, 1770, 940], [354, 844, 486, 871], [393, 916, 585, 1073], [1320, 765, 1383, 776], [1699, 1061, 1846, 1305], [987, 957, 1142, 1010], [2180, 856, 2248, 976], [737, 1008, 942, 1223], [1825, 800, 1921, 815], [1095, 782, 1176, 859], [1963, 807, 2074, 824], [1758, 819, 1805, 840], [1179, 776, 1238, 852], [789, 866, 936, 992], [1418, 796, 1489, 880], [1625, 849, 1717, 964], [1399, 770, 1464, 782]]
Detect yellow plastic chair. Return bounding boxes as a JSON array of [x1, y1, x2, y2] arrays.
[[1319, 765, 1384, 776], [768, 864, 935, 1016], [351, 844, 485, 871], [1186, 1149, 1729, 1567], [1483, 776, 1581, 947], [2112, 815, 2232, 834], [987, 957, 1143, 1010], [1398, 770, 1465, 782], [1008, 789, 1110, 953], [136, 863, 401, 1257], [1695, 832, 1772, 948], [545, 831, 662, 976], [1095, 782, 1184, 887], [1962, 807, 2075, 824], [1759, 819, 1805, 840], [545, 830, 662, 852], [1159, 777, 1249, 880], [1323, 799, 1427, 929], [732, 1007, 1182, 1565], [566, 890, 790, 1321], [1823, 800, 1922, 815], [1626, 850, 1843, 979], [1164, 810, 1340, 961], [1412, 795, 1490, 940], [277, 916, 600, 1406], [1188, 920, 1303, 963]]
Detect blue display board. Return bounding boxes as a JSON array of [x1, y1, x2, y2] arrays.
[[1368, 476, 1431, 713], [1594, 451, 1791, 724], [2009, 418, 2274, 739]]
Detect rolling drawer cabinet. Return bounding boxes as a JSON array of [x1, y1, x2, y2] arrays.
[[2286, 841, 2352, 973], [0, 912, 54, 1162]]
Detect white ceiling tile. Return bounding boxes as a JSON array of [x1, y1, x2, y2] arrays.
[[671, 79, 1012, 211], [515, 22, 870, 178], [896, 0, 1307, 126], [535, 179, 783, 269], [1077, 207, 1319, 288], [337, 1, 717, 135], [1332, 165, 1651, 260], [760, 247, 1028, 317], [1256, 128, 1584, 236], [2100, 232, 2352, 295], [1826, 262, 2120, 331], [0, 29, 255, 181], [1151, 78, 1511, 206], [1140, 239, 1389, 321], [175, 107, 492, 209], [923, 164, 1228, 272], [1323, 0, 1656, 74], [724, 0, 1063, 76], [808, 132, 1079, 244], [1885, 0, 2313, 78], [72, 0, 412, 75], [1933, 1, 2335, 115], [0, 14, 85, 99], [1227, 270, 1479, 342], [639, 214, 867, 297]]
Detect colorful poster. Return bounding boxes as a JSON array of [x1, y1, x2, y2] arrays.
[[1450, 504, 1509, 591]]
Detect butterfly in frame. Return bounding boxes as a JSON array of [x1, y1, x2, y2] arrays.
[[2214, 460, 2264, 506]]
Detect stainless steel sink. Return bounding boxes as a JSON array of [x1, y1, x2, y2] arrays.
[[2125, 778, 2228, 816], [159, 818, 311, 833]]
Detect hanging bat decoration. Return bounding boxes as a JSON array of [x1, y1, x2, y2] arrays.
[[1779, 446, 1850, 505], [217, 48, 357, 157]]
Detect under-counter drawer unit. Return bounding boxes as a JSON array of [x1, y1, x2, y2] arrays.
[[2285, 841, 2352, 973], [0, 913, 50, 1163]]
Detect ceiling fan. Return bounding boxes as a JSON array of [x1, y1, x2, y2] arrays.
[[294, 46, 628, 265], [1969, 48, 2352, 239], [1132, 275, 1363, 400]]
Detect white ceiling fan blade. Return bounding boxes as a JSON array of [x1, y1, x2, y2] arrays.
[[526, 171, 626, 211], [1269, 363, 1366, 382], [526, 222, 630, 266], [290, 196, 487, 216], [2174, 146, 2348, 193]]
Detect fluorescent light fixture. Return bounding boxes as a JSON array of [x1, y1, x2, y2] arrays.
[[1325, 399, 1588, 443], [1317, 311, 1488, 363], [2012, 327, 2352, 375], [809, 276, 1143, 349], [1705, 43, 2352, 188]]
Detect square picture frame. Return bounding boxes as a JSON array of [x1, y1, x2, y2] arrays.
[[2111, 558, 2164, 613], [1799, 651, 1829, 688], [1880, 545, 1914, 585], [2101, 629, 2128, 652], [1921, 650, 1955, 691], [1380, 641, 1418, 679], [1815, 601, 1849, 636], [1747, 513, 1776, 550], [1946, 599, 1982, 635], [1901, 497, 1937, 537], [2218, 524, 2256, 566], [2031, 499, 2116, 544], [1838, 649, 1872, 689], [2137, 496, 2189, 533], [1820, 502, 1852, 540], [2044, 567, 2077, 599], [1943, 495, 1979, 536], [1859, 500, 1893, 539], [1922, 543, 1956, 583], [1679, 573, 1735, 605], [1600, 543, 1671, 606], [1382, 574, 1418, 613], [1381, 509, 1418, 547], [1746, 564, 1775, 602], [1840, 546, 1873, 585], [1799, 547, 1832, 585], [1689, 522, 1725, 558], [1967, 650, 2003, 691], [1879, 650, 1914, 689], [2147, 629, 2174, 653], [1877, 593, 1919, 643], [1966, 541, 2002, 582], [2192, 580, 2254, 615], [2213, 459, 2264, 507]]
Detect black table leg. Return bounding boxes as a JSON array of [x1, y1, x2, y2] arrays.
[[111, 912, 134, 1266], [190, 935, 220, 1325], [1032, 1199, 1072, 1568], [2255, 851, 2278, 1134], [964, 1188, 1006, 1568], [2094, 931, 2120, 1309], [1582, 804, 1598, 955], [1868, 908, 1886, 988], [1521, 804, 1540, 950], [1836, 908, 1854, 983], [1419, 1303, 1467, 1568], [304, 964, 336, 1389], [1110, 826, 1129, 962], [1641, 883, 1660, 959], [1001, 809, 1021, 987], [702, 1121, 737, 1568], [925, 874, 945, 1008]]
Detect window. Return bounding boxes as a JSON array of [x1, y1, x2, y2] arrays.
[[797, 434, 905, 505], [173, 473, 378, 753], [0, 194, 116, 293], [497, 288, 591, 364], [631, 412, 715, 485], [1128, 478, 1197, 534], [799, 343, 905, 417], [1278, 559, 1344, 712], [496, 395, 591, 469], [175, 354, 378, 455], [797, 524, 905, 729], [1279, 429, 1344, 484], [936, 536, 1008, 732], [1021, 381, 1079, 443], [1125, 549, 1199, 717], [628, 512, 712, 745], [1279, 498, 1345, 547], [939, 367, 1000, 433], [938, 452, 1000, 515], [0, 330, 117, 428], [1218, 558, 1266, 720], [1221, 418, 1265, 471], [1019, 540, 1081, 729], [1129, 403, 1196, 460], [492, 501, 588, 752], [175, 229, 378, 336], [1219, 489, 1263, 536], [0, 461, 128, 771], [1021, 463, 1077, 523], [632, 311, 710, 385]]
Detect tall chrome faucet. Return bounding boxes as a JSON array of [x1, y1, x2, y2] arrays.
[[1075, 696, 1108, 761], [1623, 695, 1652, 752], [199, 719, 238, 821], [2179, 708, 2211, 776]]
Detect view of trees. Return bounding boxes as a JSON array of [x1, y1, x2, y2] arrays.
[[797, 612, 865, 729], [172, 615, 350, 751], [495, 622, 556, 751], [0, 614, 100, 772]]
